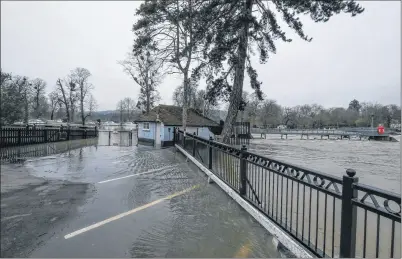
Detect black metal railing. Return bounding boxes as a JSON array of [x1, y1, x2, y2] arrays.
[[0, 126, 98, 148], [0, 138, 98, 162], [174, 130, 401, 258]]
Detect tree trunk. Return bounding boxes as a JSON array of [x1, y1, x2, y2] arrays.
[[50, 109, 54, 120], [70, 103, 75, 123], [35, 92, 40, 118], [24, 96, 29, 124], [221, 0, 253, 143], [182, 73, 189, 134], [80, 87, 85, 125], [146, 84, 150, 113]]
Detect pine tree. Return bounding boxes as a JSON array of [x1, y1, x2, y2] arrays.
[[195, 0, 364, 142]]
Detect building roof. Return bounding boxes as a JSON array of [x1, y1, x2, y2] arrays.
[[135, 105, 219, 127]]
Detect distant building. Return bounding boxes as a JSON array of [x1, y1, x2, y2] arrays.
[[135, 105, 220, 148], [277, 125, 287, 130]]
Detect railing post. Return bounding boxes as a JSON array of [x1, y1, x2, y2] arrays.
[[340, 169, 358, 258], [18, 129, 21, 145], [44, 129, 48, 143], [239, 145, 248, 196], [208, 136, 213, 170], [192, 132, 196, 157], [183, 131, 186, 149], [172, 128, 176, 145]]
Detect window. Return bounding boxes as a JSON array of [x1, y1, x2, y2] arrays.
[[143, 122, 150, 131]]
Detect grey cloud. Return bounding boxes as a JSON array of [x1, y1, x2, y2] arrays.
[[1, 1, 400, 110]]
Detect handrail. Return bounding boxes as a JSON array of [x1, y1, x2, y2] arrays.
[[175, 129, 400, 258]]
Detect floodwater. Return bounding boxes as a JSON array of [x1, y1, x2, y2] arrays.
[[250, 134, 400, 193], [1, 140, 283, 258], [246, 134, 401, 258]]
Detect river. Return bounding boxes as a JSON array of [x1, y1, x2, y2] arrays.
[[249, 134, 400, 194]]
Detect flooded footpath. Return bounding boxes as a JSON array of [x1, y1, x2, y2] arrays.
[[1, 140, 284, 258]]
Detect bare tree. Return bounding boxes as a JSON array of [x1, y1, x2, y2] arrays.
[[84, 94, 97, 122], [116, 100, 127, 125], [133, 0, 207, 133], [258, 99, 282, 128], [118, 49, 162, 113], [31, 78, 47, 118], [71, 68, 94, 125], [56, 75, 74, 123], [245, 93, 263, 126], [123, 97, 136, 122], [172, 82, 198, 108], [48, 91, 59, 120], [20, 77, 32, 124]]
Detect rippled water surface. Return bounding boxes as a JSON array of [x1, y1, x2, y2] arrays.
[[250, 134, 400, 194], [1, 140, 283, 258]]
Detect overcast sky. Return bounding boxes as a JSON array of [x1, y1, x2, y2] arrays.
[[1, 1, 400, 111]]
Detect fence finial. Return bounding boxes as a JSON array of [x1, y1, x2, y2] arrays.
[[346, 168, 356, 177]]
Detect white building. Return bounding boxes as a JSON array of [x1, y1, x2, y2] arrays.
[[135, 105, 220, 148]]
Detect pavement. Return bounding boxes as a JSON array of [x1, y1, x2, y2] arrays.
[[1, 143, 284, 258]]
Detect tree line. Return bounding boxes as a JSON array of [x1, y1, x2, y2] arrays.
[[237, 94, 401, 129], [169, 83, 401, 129], [130, 0, 365, 142], [1, 68, 97, 126]]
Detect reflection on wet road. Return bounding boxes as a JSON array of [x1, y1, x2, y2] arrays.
[[1, 142, 282, 258]]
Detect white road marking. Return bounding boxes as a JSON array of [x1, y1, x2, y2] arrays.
[[97, 165, 177, 184], [1, 213, 32, 221], [64, 184, 200, 239]]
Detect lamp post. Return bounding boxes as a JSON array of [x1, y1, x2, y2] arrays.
[[370, 114, 374, 129]]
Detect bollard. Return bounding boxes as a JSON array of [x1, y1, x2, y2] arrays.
[[339, 169, 358, 258]]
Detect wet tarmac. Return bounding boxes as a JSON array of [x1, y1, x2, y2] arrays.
[[1, 141, 283, 258]]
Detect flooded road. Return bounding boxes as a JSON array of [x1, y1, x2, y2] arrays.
[[250, 134, 400, 193], [1, 141, 282, 258]]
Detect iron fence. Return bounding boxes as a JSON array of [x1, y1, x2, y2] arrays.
[[0, 126, 98, 148], [174, 130, 401, 258], [0, 138, 99, 163]]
